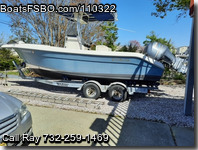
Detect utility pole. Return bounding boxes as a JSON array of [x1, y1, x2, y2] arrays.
[[184, 0, 194, 116]]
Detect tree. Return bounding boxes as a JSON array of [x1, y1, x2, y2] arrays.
[[10, 24, 38, 44], [1, 0, 103, 47], [143, 31, 176, 54], [151, 0, 191, 19], [119, 40, 143, 53], [100, 22, 119, 51], [119, 45, 128, 52], [128, 40, 143, 52]]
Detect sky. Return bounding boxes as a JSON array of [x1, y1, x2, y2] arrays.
[[0, 0, 193, 48], [104, 0, 192, 48]]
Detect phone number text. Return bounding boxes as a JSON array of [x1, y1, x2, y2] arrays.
[[43, 134, 109, 143]]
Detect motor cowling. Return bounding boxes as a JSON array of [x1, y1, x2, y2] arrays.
[[145, 42, 187, 74]]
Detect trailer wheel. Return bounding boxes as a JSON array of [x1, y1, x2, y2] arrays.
[[108, 85, 127, 102], [83, 83, 101, 99]]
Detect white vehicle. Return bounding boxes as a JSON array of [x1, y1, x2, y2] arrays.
[[0, 92, 33, 146]]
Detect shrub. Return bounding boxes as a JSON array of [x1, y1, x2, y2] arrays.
[[0, 48, 22, 71], [161, 67, 186, 84]]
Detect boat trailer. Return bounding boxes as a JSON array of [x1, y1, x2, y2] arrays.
[[13, 61, 158, 102]]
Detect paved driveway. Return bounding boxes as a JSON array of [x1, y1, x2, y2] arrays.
[[27, 105, 191, 147]]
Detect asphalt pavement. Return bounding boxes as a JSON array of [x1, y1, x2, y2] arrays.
[[27, 105, 194, 147]]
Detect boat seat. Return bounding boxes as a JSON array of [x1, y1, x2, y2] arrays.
[[65, 36, 89, 50], [96, 45, 112, 51]]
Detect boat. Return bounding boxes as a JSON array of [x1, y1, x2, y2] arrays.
[[1, 41, 164, 82], [1, 11, 165, 84]]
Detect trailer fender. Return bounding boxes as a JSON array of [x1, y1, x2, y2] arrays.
[[108, 82, 127, 91]]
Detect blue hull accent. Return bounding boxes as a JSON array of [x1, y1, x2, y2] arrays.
[[15, 49, 164, 82]]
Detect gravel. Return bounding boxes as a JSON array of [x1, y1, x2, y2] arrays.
[[0, 77, 194, 128]]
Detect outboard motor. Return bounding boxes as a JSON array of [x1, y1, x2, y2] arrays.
[[145, 42, 187, 74]]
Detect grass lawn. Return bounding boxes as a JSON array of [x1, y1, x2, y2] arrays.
[[0, 70, 19, 76]]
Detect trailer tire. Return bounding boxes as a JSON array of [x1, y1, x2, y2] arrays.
[[83, 83, 101, 99], [108, 85, 127, 102]]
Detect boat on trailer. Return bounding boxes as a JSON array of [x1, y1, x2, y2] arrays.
[[1, 11, 187, 101], [1, 11, 164, 84]]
